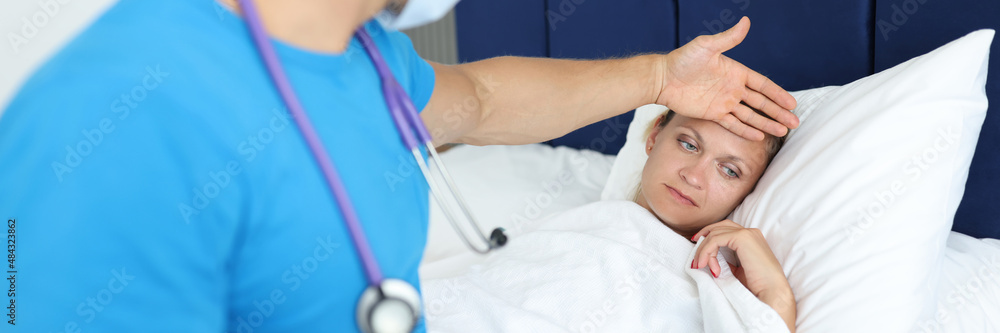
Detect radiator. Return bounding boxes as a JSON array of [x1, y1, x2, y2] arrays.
[[402, 9, 459, 65]]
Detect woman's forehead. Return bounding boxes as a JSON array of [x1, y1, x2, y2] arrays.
[[667, 116, 769, 168]]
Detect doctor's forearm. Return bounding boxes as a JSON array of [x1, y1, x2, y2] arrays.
[[449, 55, 664, 145]]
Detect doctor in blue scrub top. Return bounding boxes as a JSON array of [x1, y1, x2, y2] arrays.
[[0, 0, 799, 332]]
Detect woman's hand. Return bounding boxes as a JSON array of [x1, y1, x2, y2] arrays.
[[690, 220, 796, 332], [656, 16, 799, 142]]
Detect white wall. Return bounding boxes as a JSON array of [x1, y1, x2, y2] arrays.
[[0, 0, 117, 114]]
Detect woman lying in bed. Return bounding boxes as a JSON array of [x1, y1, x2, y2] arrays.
[[632, 108, 796, 331], [422, 106, 798, 332]]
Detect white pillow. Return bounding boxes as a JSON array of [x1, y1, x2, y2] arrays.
[[601, 30, 993, 331], [600, 103, 667, 201]]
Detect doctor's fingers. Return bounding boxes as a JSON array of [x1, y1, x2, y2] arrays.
[[717, 113, 766, 142], [732, 102, 787, 139], [698, 16, 750, 54], [744, 67, 798, 113], [741, 87, 799, 135]]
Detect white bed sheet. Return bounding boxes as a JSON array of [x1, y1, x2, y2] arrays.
[[923, 233, 1000, 332], [421, 144, 1000, 332]]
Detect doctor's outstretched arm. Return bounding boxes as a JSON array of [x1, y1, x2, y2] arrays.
[[421, 16, 799, 147]]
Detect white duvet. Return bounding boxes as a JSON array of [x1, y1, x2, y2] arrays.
[[421, 200, 789, 333], [422, 144, 1000, 332]]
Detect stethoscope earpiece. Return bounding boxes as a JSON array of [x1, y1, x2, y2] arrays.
[[490, 227, 508, 248]]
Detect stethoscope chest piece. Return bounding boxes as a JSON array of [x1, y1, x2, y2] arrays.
[[357, 278, 421, 333]]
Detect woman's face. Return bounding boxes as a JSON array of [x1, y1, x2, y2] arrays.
[[637, 114, 771, 237]]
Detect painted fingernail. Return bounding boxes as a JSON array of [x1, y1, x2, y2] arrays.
[[691, 235, 698, 242], [712, 269, 719, 278], [691, 260, 695, 269]]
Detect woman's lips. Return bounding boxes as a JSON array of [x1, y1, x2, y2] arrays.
[[667, 185, 698, 207]]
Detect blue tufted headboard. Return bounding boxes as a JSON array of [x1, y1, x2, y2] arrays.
[[454, 0, 1000, 239]]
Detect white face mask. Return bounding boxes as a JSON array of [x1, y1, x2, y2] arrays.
[[376, 0, 460, 31]]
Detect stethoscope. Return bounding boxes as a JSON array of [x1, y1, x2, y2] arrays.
[[233, 1, 508, 332]]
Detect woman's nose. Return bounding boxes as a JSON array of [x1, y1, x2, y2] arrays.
[[679, 158, 709, 190]]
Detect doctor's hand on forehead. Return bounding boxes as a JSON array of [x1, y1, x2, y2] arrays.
[[422, 15, 798, 147], [656, 16, 799, 141]]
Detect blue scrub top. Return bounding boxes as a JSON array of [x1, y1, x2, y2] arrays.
[[0, 0, 435, 331]]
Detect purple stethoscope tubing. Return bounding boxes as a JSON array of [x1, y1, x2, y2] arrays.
[[354, 31, 500, 256], [234, 0, 504, 290], [235, 0, 385, 285]]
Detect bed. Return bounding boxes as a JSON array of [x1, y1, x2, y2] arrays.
[[454, 0, 1000, 240], [421, 1, 1000, 332], [423, 143, 1000, 333]]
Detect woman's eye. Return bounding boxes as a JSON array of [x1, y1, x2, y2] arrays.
[[679, 140, 697, 151], [721, 165, 739, 178]]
